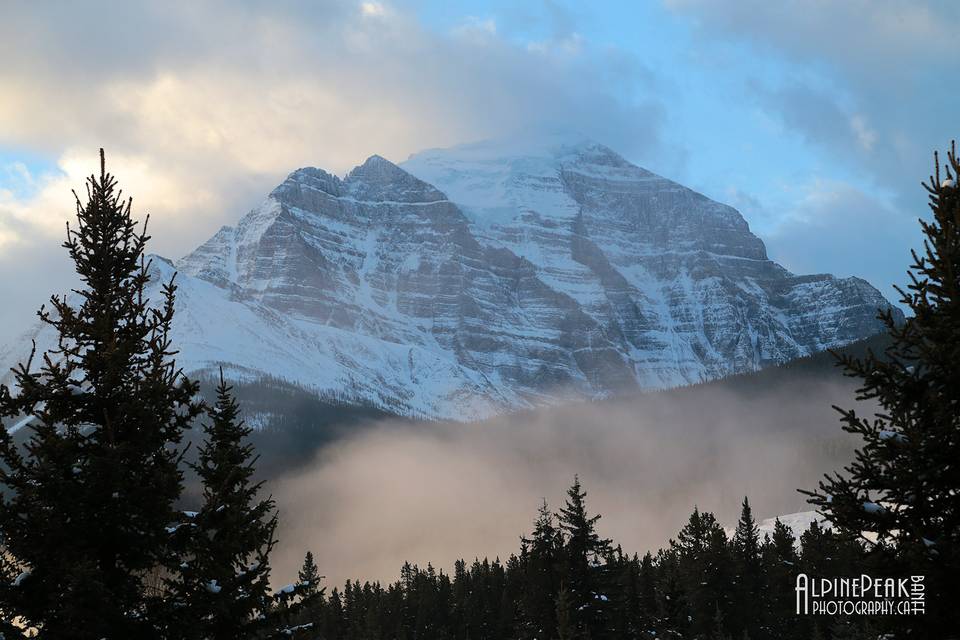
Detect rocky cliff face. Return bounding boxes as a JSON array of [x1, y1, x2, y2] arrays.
[[4, 137, 902, 420], [402, 137, 900, 390]]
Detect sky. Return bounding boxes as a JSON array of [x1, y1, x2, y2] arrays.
[[1, 0, 957, 342]]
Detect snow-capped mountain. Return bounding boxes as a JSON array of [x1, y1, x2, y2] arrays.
[[2, 137, 902, 420]]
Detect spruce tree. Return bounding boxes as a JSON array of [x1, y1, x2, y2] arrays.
[[0, 150, 202, 638], [557, 476, 612, 639], [653, 548, 685, 634], [672, 507, 732, 638], [325, 587, 347, 640], [451, 558, 469, 638], [730, 497, 762, 639], [760, 519, 800, 640], [615, 552, 642, 639], [298, 551, 322, 597], [293, 549, 327, 631], [603, 546, 634, 639], [164, 372, 278, 639], [637, 552, 657, 629], [499, 555, 522, 639], [803, 142, 960, 634], [519, 500, 562, 640], [797, 521, 838, 579]]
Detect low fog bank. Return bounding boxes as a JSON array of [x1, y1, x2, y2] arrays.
[[270, 375, 867, 588]]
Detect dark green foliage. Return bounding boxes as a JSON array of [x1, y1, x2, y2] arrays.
[[710, 604, 730, 640], [730, 497, 762, 639], [555, 584, 574, 640], [0, 151, 203, 638], [637, 552, 657, 630], [518, 501, 562, 640], [274, 481, 879, 640], [803, 142, 960, 636], [0, 152, 316, 640], [673, 507, 733, 638], [164, 373, 279, 639], [557, 476, 613, 639], [299, 552, 321, 597], [760, 519, 800, 640]]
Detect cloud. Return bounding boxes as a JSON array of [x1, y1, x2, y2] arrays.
[[270, 376, 866, 587], [452, 16, 498, 39], [764, 178, 920, 299], [664, 0, 959, 80], [360, 2, 388, 18], [0, 0, 665, 343], [749, 83, 868, 161], [0, 1, 665, 216], [666, 0, 960, 201], [850, 114, 877, 153], [662, 0, 958, 303]]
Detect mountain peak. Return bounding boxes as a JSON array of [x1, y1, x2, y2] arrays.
[[348, 154, 405, 181], [133, 136, 902, 420], [363, 153, 392, 165], [275, 166, 342, 199], [346, 154, 447, 204]]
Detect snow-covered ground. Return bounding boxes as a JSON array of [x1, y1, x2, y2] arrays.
[[725, 511, 826, 542]]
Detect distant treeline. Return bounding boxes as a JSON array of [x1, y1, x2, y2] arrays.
[[280, 478, 885, 640]]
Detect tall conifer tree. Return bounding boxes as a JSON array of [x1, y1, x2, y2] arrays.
[[557, 476, 613, 639], [519, 500, 562, 640], [672, 507, 732, 638], [0, 151, 202, 638], [803, 142, 960, 634], [731, 497, 762, 639], [298, 551, 322, 597], [165, 372, 278, 638], [761, 519, 800, 640]]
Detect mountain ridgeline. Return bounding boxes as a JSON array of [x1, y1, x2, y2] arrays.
[[2, 137, 902, 420]]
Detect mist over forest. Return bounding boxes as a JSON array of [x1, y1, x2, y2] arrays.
[[267, 359, 868, 587]]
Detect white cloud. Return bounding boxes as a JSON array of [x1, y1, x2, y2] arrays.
[[527, 31, 584, 55], [850, 114, 877, 152], [453, 16, 498, 39], [0, 0, 665, 343], [0, 2, 664, 249], [360, 2, 387, 18], [1, 147, 219, 247]]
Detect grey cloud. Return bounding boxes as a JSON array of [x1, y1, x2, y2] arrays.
[[665, 0, 960, 82], [751, 83, 861, 155], [765, 180, 920, 300], [667, 0, 960, 210], [0, 1, 666, 161], [665, 0, 958, 306]]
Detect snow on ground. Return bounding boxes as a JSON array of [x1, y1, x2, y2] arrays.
[[725, 511, 825, 542]]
